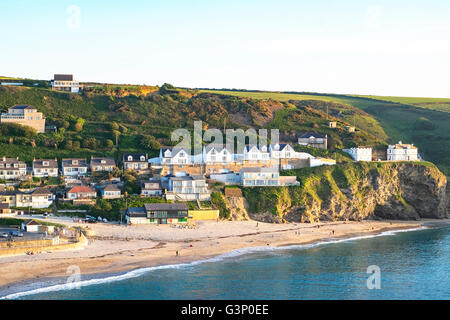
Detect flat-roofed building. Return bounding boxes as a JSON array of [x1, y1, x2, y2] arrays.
[[387, 141, 419, 161], [51, 74, 79, 93], [166, 175, 210, 201], [126, 203, 189, 224], [0, 105, 46, 133], [343, 147, 373, 162]]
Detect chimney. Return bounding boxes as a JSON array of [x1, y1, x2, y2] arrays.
[[2, 156, 5, 162]]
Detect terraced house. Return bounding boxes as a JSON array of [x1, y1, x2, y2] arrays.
[[32, 159, 59, 177], [0, 104, 46, 133], [0, 157, 26, 180]]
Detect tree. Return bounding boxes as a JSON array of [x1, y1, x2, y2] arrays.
[[109, 122, 119, 131], [105, 139, 114, 148], [82, 137, 98, 149], [140, 134, 161, 150], [73, 122, 83, 132], [73, 141, 81, 150], [63, 140, 73, 150]]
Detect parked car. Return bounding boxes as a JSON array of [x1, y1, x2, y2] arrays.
[[1, 233, 9, 238], [85, 215, 97, 224], [10, 231, 24, 237]]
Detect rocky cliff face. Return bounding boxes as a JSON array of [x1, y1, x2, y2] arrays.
[[241, 162, 449, 223]]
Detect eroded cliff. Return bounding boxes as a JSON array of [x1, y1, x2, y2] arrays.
[[241, 162, 449, 222]]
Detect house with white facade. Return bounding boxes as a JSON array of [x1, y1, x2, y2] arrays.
[[15, 188, 55, 208], [243, 145, 270, 162], [203, 145, 234, 164], [51, 74, 80, 93], [101, 184, 121, 199], [269, 143, 297, 159], [343, 147, 373, 162], [62, 158, 88, 176], [159, 148, 191, 165], [166, 175, 210, 201], [240, 167, 298, 187], [140, 179, 163, 197], [298, 133, 328, 149], [0, 157, 27, 180], [387, 141, 419, 161], [33, 159, 59, 177], [90, 157, 116, 172], [66, 186, 97, 200], [123, 153, 149, 172]]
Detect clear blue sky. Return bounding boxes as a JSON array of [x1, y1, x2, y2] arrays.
[[1, 0, 450, 97]]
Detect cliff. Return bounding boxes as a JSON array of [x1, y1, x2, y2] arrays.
[[241, 162, 449, 222]]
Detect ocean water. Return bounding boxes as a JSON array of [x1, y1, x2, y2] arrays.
[[4, 225, 450, 300]]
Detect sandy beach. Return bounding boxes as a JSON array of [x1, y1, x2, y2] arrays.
[[0, 218, 444, 295]]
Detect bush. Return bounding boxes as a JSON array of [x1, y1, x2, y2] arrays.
[[211, 192, 230, 219]]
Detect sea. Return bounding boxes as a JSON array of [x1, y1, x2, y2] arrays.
[[2, 224, 450, 300]]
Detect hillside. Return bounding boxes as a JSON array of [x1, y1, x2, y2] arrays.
[[0, 85, 383, 165], [200, 89, 450, 175]]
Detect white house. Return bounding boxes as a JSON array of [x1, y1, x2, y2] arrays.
[[203, 145, 234, 164], [62, 158, 88, 176], [0, 157, 27, 180], [15, 188, 55, 208], [101, 184, 121, 199], [140, 179, 163, 197], [343, 147, 373, 162], [240, 167, 298, 187], [33, 159, 59, 177], [123, 153, 149, 171], [166, 175, 210, 201], [387, 141, 419, 161], [244, 145, 270, 162], [51, 74, 80, 93], [21, 219, 41, 232], [269, 143, 293, 159], [159, 148, 191, 165]]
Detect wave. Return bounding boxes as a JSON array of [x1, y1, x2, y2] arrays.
[[0, 225, 428, 300]]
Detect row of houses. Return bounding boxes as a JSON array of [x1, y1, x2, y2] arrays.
[[343, 141, 419, 162]]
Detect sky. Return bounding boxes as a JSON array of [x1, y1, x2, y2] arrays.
[[1, 0, 450, 97]]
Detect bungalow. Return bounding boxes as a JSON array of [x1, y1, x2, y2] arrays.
[[297, 132, 328, 149], [66, 185, 97, 200], [90, 157, 116, 172], [101, 184, 122, 199], [123, 153, 149, 172], [62, 158, 88, 176], [21, 219, 41, 232], [0, 157, 27, 180], [166, 175, 210, 201], [33, 158, 59, 177], [126, 203, 189, 225], [140, 179, 163, 197], [159, 148, 191, 165]]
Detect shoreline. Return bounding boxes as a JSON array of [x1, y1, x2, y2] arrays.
[[1, 219, 448, 298]]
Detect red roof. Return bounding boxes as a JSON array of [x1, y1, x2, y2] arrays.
[[68, 186, 95, 194]]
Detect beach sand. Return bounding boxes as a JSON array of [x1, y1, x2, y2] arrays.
[[0, 218, 442, 294]]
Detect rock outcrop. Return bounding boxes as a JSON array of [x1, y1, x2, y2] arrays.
[[241, 162, 449, 223]]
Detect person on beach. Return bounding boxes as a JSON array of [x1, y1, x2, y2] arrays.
[[176, 250, 179, 256]]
